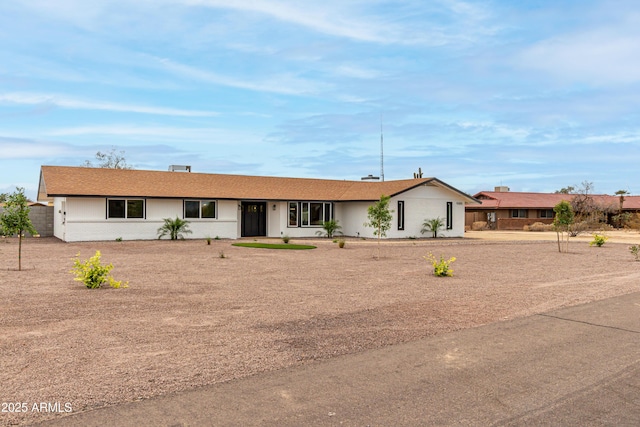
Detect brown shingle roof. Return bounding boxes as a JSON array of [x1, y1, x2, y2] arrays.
[[39, 166, 478, 203]]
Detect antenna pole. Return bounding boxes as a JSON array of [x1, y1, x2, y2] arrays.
[[380, 114, 384, 182]]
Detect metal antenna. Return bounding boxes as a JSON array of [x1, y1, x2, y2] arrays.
[[380, 114, 384, 182]]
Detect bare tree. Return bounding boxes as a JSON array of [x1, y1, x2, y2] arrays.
[[83, 147, 132, 169]]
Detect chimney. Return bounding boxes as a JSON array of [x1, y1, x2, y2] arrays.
[[169, 165, 191, 172], [494, 186, 510, 192]]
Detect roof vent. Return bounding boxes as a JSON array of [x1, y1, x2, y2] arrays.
[[361, 174, 380, 181], [494, 186, 509, 192], [169, 165, 191, 172]]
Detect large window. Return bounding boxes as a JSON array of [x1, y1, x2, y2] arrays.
[[538, 209, 554, 218], [397, 201, 405, 230], [184, 200, 217, 219], [289, 202, 333, 227], [107, 199, 144, 219], [511, 209, 528, 218], [446, 201, 453, 230]]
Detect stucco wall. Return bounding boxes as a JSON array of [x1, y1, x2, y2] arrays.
[[57, 197, 239, 242]]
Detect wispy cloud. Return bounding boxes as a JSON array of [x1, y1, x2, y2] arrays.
[[0, 93, 218, 117], [154, 57, 329, 95]]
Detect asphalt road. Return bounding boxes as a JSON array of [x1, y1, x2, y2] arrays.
[[34, 292, 640, 426]]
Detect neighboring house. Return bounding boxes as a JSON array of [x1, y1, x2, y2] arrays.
[[38, 166, 480, 242], [466, 187, 640, 230]]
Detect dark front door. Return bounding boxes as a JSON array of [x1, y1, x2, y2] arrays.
[[241, 202, 267, 237]]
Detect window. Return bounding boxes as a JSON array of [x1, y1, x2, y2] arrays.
[[511, 209, 528, 218], [446, 201, 453, 230], [289, 202, 298, 226], [184, 200, 217, 219], [539, 209, 554, 218], [296, 202, 333, 227], [397, 201, 405, 230], [107, 199, 145, 219]]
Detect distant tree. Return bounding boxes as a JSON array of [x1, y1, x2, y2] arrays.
[[568, 181, 613, 234], [364, 195, 393, 260], [553, 200, 574, 253], [421, 217, 444, 238], [83, 147, 132, 169], [555, 186, 575, 194], [0, 192, 8, 203], [157, 217, 191, 240], [0, 187, 38, 270]]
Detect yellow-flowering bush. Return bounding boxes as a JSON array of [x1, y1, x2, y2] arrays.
[[71, 251, 128, 289], [589, 233, 608, 247], [424, 253, 456, 277]]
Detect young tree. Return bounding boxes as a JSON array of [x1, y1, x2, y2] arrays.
[[0, 187, 38, 270], [83, 147, 132, 169], [364, 195, 393, 259], [421, 217, 444, 238], [553, 200, 574, 253]]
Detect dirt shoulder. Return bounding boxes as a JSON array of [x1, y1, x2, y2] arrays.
[[1, 236, 639, 425]]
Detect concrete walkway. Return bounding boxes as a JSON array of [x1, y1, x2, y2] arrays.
[[35, 292, 640, 426]]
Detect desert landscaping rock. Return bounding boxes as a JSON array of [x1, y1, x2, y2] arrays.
[[1, 232, 639, 425]]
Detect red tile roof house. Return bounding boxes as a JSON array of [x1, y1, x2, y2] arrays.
[[465, 187, 640, 230], [38, 166, 480, 242]]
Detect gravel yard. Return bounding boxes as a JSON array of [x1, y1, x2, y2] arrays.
[[1, 233, 639, 425]]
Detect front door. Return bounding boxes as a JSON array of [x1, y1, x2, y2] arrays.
[[241, 202, 267, 237]]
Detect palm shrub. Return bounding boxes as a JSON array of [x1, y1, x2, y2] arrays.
[[421, 217, 445, 238], [157, 216, 192, 240], [316, 219, 342, 238]]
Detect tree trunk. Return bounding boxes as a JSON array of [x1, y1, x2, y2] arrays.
[[18, 228, 23, 271], [556, 231, 561, 253]]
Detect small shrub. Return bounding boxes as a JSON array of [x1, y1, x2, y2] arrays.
[[282, 235, 290, 244], [157, 217, 191, 240], [424, 253, 456, 277], [215, 236, 220, 240], [421, 217, 444, 238], [206, 236, 212, 245], [71, 251, 128, 289], [589, 233, 608, 247], [472, 221, 487, 231], [525, 222, 554, 232], [630, 244, 640, 261], [115, 237, 123, 242], [338, 239, 345, 248], [219, 250, 226, 258], [316, 220, 342, 238]]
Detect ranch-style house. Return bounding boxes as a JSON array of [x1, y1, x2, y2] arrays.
[[37, 166, 479, 242]]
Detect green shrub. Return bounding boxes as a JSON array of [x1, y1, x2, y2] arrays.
[[282, 235, 290, 244], [421, 217, 444, 238], [157, 217, 192, 240], [424, 253, 456, 277], [589, 233, 608, 247], [316, 220, 342, 238], [630, 245, 640, 261], [71, 251, 127, 289], [338, 239, 345, 248]]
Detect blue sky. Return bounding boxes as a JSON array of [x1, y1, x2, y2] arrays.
[[1, 0, 639, 200]]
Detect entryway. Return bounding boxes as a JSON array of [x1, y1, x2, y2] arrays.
[[241, 202, 267, 237]]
